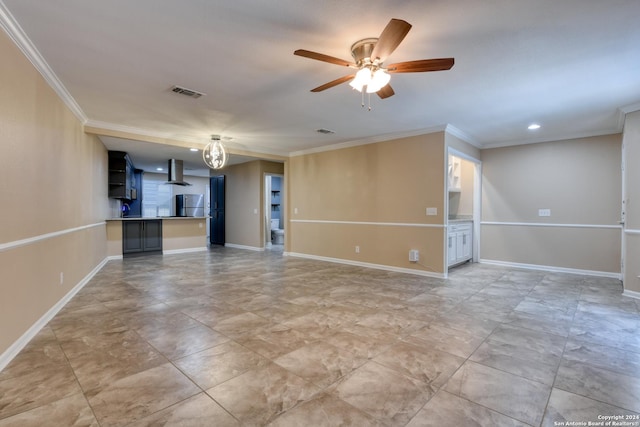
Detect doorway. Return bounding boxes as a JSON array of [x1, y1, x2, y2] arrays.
[[265, 174, 284, 249], [446, 148, 482, 269]]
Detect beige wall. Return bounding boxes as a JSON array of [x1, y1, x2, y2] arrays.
[[623, 110, 640, 293], [223, 160, 284, 249], [288, 132, 446, 274], [163, 219, 207, 252], [481, 134, 622, 274], [0, 31, 109, 356]]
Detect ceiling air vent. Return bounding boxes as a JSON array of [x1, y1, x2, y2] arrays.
[[316, 128, 335, 134], [170, 85, 205, 99]]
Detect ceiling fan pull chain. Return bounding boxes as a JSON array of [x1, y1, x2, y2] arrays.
[[361, 89, 365, 108], [368, 92, 372, 111]]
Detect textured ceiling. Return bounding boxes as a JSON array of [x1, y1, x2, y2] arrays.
[[2, 0, 639, 173]]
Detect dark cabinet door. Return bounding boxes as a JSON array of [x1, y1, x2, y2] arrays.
[[143, 220, 163, 252], [210, 175, 225, 245], [122, 220, 162, 255], [122, 221, 144, 253]]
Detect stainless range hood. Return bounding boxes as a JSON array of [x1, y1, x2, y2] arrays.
[[165, 159, 192, 186]]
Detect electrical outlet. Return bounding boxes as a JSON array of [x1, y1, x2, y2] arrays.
[[294, 208, 298, 214], [409, 250, 419, 262], [59, 272, 64, 285], [538, 209, 551, 217], [199, 222, 203, 228], [426, 207, 437, 216], [355, 246, 360, 254]]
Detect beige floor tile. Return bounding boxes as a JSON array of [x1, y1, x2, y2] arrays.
[[444, 361, 551, 426], [87, 363, 200, 426], [1, 249, 638, 426], [206, 362, 320, 425]]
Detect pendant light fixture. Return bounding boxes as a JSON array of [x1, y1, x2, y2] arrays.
[[203, 134, 227, 169]]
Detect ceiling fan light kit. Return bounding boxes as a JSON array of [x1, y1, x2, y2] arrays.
[[294, 18, 454, 105]]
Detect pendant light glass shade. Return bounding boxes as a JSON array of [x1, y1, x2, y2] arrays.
[[349, 67, 373, 92], [203, 135, 227, 169], [366, 69, 391, 93]]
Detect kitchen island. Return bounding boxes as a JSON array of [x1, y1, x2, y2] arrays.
[[106, 217, 208, 258]]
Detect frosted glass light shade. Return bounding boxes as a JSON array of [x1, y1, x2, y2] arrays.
[[349, 67, 372, 92], [366, 69, 391, 93], [203, 138, 227, 169]]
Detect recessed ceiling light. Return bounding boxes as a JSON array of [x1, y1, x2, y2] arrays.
[[190, 148, 198, 152], [528, 123, 541, 130]]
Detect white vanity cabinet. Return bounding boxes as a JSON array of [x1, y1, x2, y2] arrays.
[[448, 221, 473, 267]]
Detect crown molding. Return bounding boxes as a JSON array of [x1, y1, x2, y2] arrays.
[[85, 120, 289, 160], [0, 1, 87, 124], [620, 102, 640, 114], [289, 125, 450, 157], [480, 127, 623, 150], [444, 124, 482, 148]]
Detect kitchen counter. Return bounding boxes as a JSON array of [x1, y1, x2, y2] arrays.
[[448, 216, 473, 223], [107, 216, 210, 221], [106, 217, 208, 257]]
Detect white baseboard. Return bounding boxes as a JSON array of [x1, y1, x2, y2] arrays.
[[285, 252, 445, 279], [622, 289, 640, 300], [224, 243, 265, 252], [163, 247, 208, 255], [0, 257, 110, 372], [479, 259, 622, 280]]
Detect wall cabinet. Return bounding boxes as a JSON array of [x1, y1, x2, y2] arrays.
[[448, 221, 472, 267], [108, 151, 136, 200], [122, 220, 162, 255]]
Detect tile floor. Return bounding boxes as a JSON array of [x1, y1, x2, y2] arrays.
[[1, 247, 640, 426]]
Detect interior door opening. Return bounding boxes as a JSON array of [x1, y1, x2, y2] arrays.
[[265, 174, 284, 249]]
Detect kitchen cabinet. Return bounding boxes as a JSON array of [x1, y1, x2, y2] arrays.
[[108, 151, 136, 200], [210, 175, 225, 245], [448, 221, 472, 267], [122, 219, 162, 255]]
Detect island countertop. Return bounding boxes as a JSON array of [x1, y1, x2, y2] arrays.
[[107, 216, 210, 221]]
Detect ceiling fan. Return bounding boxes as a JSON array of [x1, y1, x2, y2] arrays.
[[294, 18, 454, 100]]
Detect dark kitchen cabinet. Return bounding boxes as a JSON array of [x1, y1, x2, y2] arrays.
[[210, 175, 225, 245], [108, 151, 136, 200], [122, 220, 162, 255]]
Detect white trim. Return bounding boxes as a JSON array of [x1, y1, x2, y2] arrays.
[[286, 252, 445, 279], [107, 255, 123, 261], [480, 129, 622, 150], [444, 125, 481, 148], [0, 2, 87, 124], [620, 102, 640, 114], [480, 221, 621, 230], [289, 125, 448, 157], [290, 219, 445, 228], [0, 222, 106, 253], [623, 289, 640, 300], [625, 229, 640, 235], [86, 120, 290, 158], [0, 257, 109, 372], [224, 243, 265, 252], [479, 259, 621, 280], [163, 247, 208, 255]]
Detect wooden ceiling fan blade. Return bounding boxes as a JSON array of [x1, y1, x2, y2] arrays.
[[370, 19, 412, 63], [376, 84, 395, 99], [386, 58, 455, 73], [294, 49, 356, 68], [311, 74, 356, 92]]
